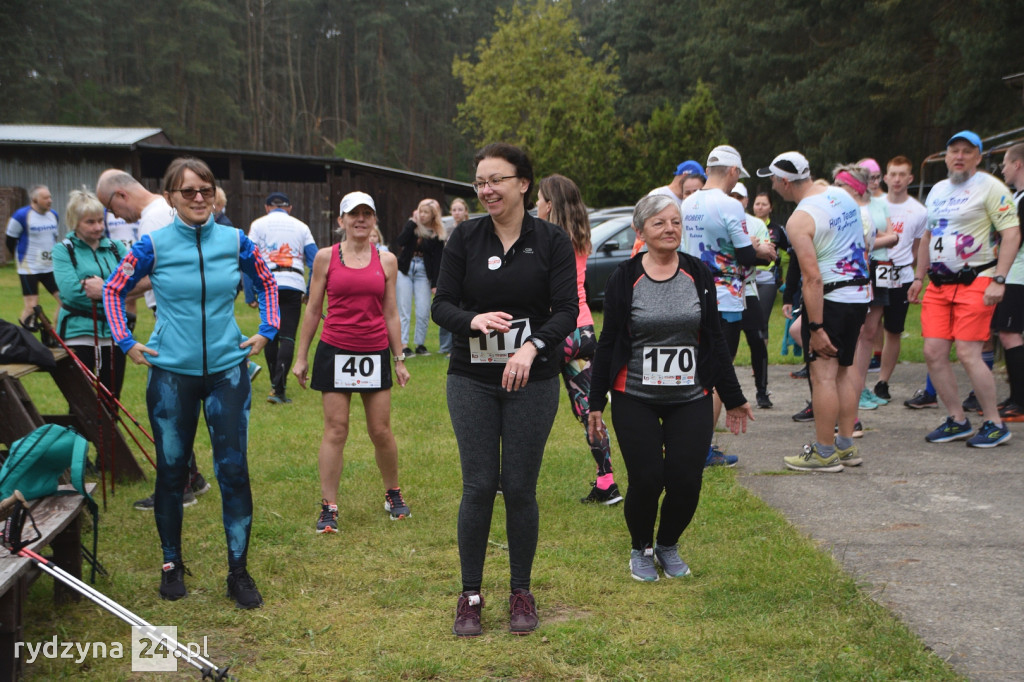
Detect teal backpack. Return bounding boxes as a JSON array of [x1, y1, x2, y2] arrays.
[[0, 424, 101, 580]]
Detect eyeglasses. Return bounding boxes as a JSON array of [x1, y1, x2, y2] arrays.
[[169, 186, 215, 200], [101, 190, 118, 211], [472, 175, 517, 192], [869, 174, 882, 181]]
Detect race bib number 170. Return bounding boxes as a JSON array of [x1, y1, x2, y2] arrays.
[[642, 345, 696, 386], [470, 318, 532, 364]]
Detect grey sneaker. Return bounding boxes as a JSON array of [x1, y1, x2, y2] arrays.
[[629, 546, 659, 582], [134, 490, 197, 510], [653, 544, 691, 578]]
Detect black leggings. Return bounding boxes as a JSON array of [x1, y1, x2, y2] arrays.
[[68, 344, 126, 399], [266, 288, 303, 395], [610, 392, 713, 550], [447, 373, 560, 593]]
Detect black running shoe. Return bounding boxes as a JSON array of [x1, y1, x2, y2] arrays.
[[160, 561, 189, 601], [962, 391, 981, 414], [317, 500, 338, 534], [904, 389, 938, 409], [756, 393, 773, 409], [191, 473, 211, 496], [227, 567, 263, 609], [384, 487, 411, 520], [790, 366, 808, 379], [580, 482, 623, 505], [873, 380, 891, 401], [792, 401, 814, 422]]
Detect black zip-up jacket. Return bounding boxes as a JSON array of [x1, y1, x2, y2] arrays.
[[431, 212, 578, 382], [589, 251, 747, 413], [395, 219, 445, 286]]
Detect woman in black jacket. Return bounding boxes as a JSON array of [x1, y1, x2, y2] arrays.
[[587, 194, 753, 583], [432, 143, 577, 637], [395, 198, 445, 355]]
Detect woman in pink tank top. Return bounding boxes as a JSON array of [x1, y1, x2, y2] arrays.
[[292, 191, 412, 533]]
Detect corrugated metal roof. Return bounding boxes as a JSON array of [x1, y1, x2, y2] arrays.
[[0, 124, 164, 146]]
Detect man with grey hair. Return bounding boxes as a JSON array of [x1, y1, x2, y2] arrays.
[[759, 151, 870, 472], [908, 131, 1020, 448], [682, 145, 776, 466], [6, 184, 61, 328]]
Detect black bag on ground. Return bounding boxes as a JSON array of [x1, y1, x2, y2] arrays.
[[0, 317, 56, 368]]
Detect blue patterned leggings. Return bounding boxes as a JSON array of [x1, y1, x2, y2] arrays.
[[147, 361, 253, 569]]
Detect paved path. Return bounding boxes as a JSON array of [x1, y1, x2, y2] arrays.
[[724, 362, 1024, 682]]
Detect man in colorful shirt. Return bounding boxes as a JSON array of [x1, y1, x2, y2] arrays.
[[759, 151, 870, 472], [908, 131, 1020, 448], [683, 145, 775, 466], [5, 185, 61, 328]]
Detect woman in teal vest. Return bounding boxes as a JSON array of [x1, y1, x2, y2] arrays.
[[53, 189, 128, 397], [103, 157, 280, 610]]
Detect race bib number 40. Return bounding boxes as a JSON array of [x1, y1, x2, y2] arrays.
[[470, 318, 531, 364], [642, 345, 696, 386], [334, 353, 382, 389]]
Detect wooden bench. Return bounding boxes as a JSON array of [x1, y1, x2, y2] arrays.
[[0, 484, 95, 682]]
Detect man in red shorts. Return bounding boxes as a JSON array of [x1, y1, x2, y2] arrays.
[[908, 131, 1020, 447]]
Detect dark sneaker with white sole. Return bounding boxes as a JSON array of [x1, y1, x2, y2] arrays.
[[134, 489, 196, 511], [580, 481, 623, 505], [384, 488, 411, 520], [226, 567, 263, 609], [317, 501, 338, 534], [191, 473, 211, 496], [966, 420, 1011, 448], [925, 417, 973, 443], [629, 546, 659, 582]]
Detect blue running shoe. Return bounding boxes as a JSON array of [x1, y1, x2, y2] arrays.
[[966, 421, 1011, 448], [925, 417, 973, 443], [859, 389, 879, 410], [705, 445, 738, 468]]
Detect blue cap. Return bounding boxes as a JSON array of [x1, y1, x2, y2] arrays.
[[265, 191, 291, 206], [946, 130, 983, 152], [674, 160, 706, 179]]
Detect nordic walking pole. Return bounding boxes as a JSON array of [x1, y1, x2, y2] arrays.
[[92, 303, 109, 510]]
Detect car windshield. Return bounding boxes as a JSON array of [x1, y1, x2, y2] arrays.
[[589, 215, 636, 254]]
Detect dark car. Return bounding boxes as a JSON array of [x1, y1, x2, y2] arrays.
[[584, 214, 637, 309]]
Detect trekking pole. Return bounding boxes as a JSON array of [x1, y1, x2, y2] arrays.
[[92, 303, 109, 511], [1, 496, 235, 680], [34, 307, 158, 464]]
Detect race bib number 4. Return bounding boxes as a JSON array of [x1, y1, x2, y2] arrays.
[[642, 345, 696, 386], [334, 353, 382, 389], [470, 318, 531, 364], [929, 235, 954, 264]]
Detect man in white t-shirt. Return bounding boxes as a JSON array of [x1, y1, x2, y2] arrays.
[[908, 131, 1020, 448], [683, 146, 775, 467], [6, 184, 62, 328], [246, 192, 318, 404], [992, 143, 1024, 420], [872, 156, 928, 400]]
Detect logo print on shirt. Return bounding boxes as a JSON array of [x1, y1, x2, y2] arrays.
[[487, 256, 501, 270], [523, 247, 533, 254]]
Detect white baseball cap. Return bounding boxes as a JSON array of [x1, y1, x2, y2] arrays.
[[756, 152, 811, 181], [706, 145, 750, 178], [339, 191, 376, 215], [730, 182, 748, 198]]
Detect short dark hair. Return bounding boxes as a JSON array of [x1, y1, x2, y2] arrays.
[[473, 142, 535, 209], [161, 157, 216, 194]]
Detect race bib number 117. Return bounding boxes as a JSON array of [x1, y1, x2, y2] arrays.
[[470, 318, 532, 364]]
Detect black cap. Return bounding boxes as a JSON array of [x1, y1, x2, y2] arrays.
[[265, 192, 290, 207]]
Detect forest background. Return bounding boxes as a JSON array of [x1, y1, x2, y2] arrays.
[[2, 0, 1022, 206]]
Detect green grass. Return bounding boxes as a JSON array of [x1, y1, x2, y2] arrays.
[[1, 263, 954, 680]]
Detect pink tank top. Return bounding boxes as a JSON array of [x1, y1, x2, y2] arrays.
[[575, 250, 594, 328], [321, 243, 388, 351]]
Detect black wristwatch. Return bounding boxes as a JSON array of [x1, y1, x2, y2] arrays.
[[807, 322, 824, 332], [527, 336, 546, 351], [993, 275, 1007, 285]]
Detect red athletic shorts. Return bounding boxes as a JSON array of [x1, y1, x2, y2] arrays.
[[920, 277, 995, 342]]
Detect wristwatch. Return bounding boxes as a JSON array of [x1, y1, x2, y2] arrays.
[[394, 353, 407, 363], [807, 321, 824, 332], [993, 275, 1007, 285], [527, 336, 546, 351]]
